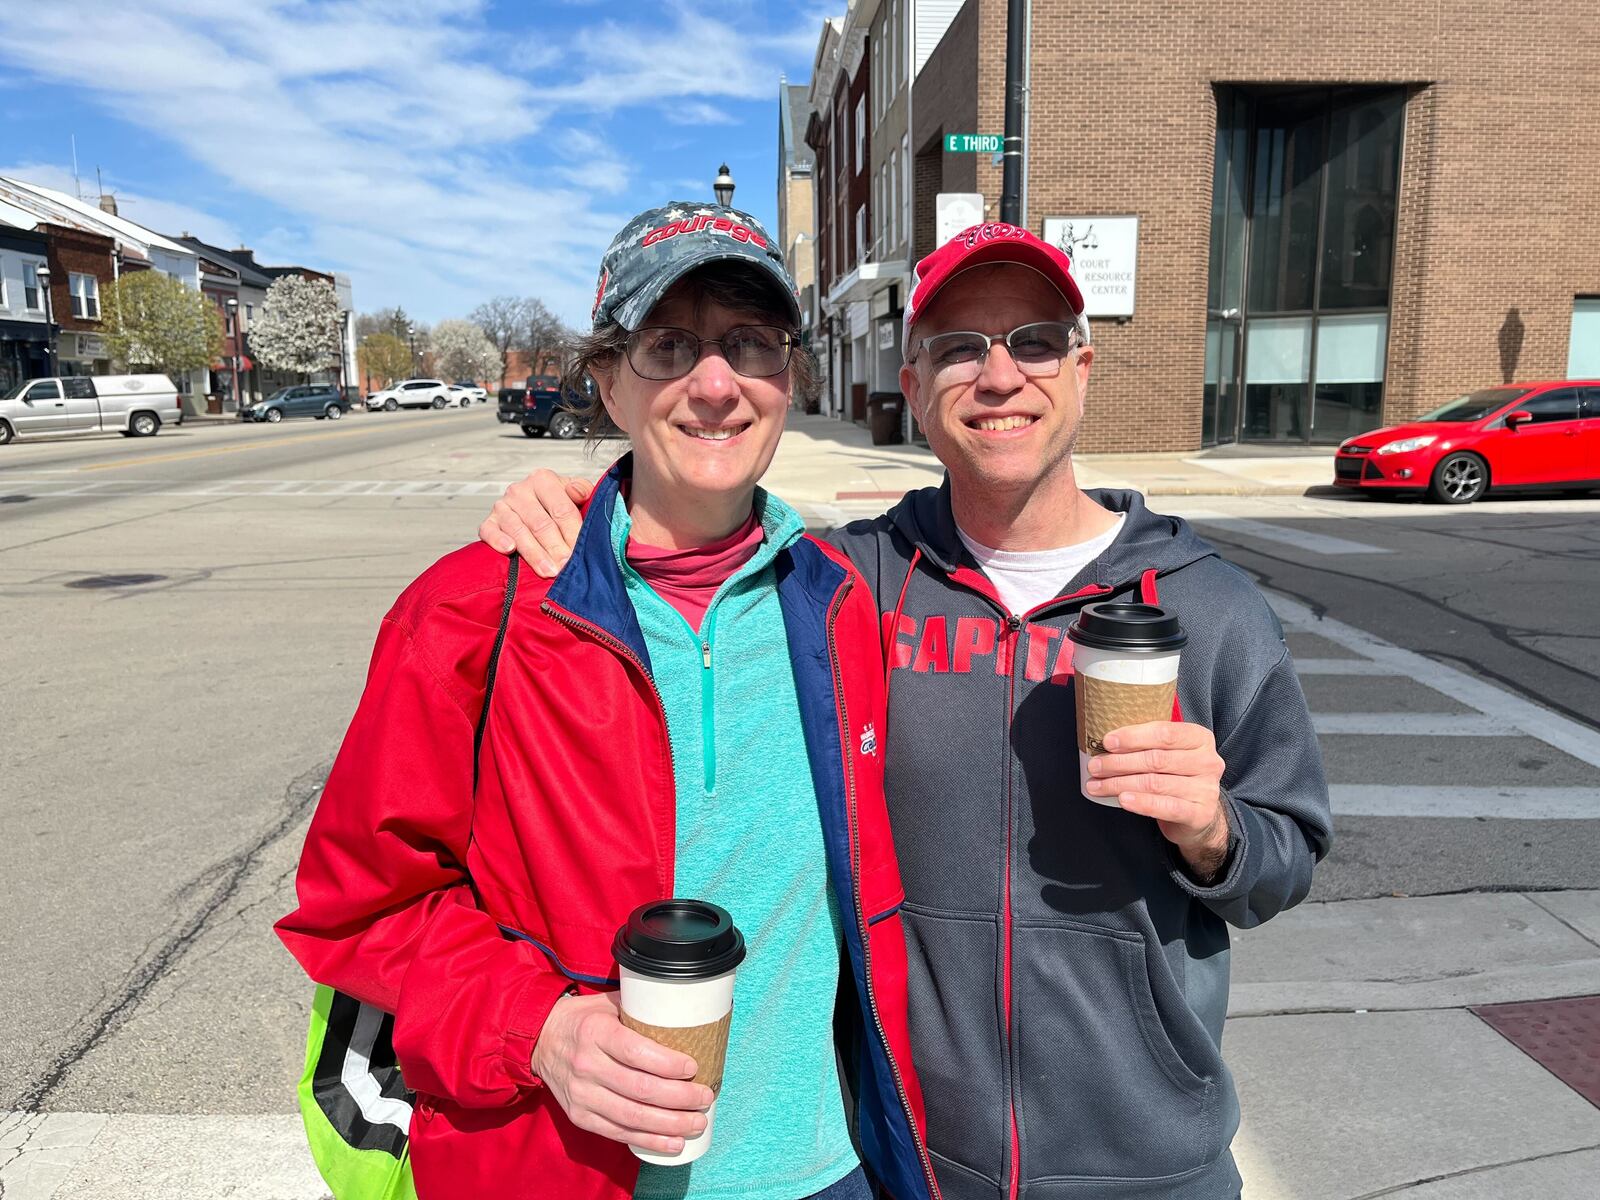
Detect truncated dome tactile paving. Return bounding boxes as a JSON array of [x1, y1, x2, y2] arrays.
[[1470, 994, 1600, 1109]]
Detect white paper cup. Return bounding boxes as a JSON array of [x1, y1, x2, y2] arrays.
[[617, 964, 737, 1165], [1072, 642, 1182, 803]]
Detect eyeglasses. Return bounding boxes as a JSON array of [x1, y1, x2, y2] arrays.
[[909, 321, 1082, 381], [624, 325, 795, 381]]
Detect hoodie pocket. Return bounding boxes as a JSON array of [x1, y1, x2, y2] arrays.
[[1014, 920, 1220, 1185], [900, 903, 1007, 1188]]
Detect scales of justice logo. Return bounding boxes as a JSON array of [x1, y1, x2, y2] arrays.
[[1050, 221, 1099, 263]]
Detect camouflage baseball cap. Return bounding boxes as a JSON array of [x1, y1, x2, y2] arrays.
[[589, 202, 800, 332]]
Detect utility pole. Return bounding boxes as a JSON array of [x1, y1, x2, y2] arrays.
[[1000, 0, 1028, 225]]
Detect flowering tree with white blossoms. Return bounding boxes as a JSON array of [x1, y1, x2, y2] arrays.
[[251, 276, 343, 380], [428, 319, 502, 384]]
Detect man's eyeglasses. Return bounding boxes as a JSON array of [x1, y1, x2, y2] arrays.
[[624, 325, 796, 381], [908, 321, 1082, 381]]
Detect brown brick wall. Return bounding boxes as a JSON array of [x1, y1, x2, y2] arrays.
[[916, 0, 1600, 451], [41, 223, 115, 333]]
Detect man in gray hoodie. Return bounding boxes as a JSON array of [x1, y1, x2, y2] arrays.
[[480, 223, 1332, 1200]]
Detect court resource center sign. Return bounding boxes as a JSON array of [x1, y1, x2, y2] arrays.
[[1042, 217, 1139, 318]]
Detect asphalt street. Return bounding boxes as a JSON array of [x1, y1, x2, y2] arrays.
[[1, 412, 1596, 1186]]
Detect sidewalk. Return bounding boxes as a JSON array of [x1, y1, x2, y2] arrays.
[[1227, 891, 1600, 1197], [767, 411, 1333, 527]]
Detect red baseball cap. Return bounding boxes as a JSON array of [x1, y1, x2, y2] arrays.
[[904, 222, 1085, 339]]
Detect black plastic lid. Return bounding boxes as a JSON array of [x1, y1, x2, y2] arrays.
[[1066, 602, 1188, 652], [613, 899, 746, 980]]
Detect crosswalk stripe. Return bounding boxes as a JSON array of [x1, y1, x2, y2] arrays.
[[1330, 786, 1600, 819], [1313, 713, 1517, 736], [1268, 590, 1600, 770], [1293, 658, 1398, 675], [1186, 511, 1390, 555], [0, 1111, 322, 1199]]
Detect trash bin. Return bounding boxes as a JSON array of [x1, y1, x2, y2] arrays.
[[205, 393, 223, 415], [867, 391, 903, 445]]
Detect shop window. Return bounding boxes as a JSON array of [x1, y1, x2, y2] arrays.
[[1568, 298, 1600, 377]]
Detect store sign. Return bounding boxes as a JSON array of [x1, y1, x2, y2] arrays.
[[935, 193, 985, 245], [877, 319, 897, 351], [1041, 216, 1139, 318], [77, 333, 106, 356]]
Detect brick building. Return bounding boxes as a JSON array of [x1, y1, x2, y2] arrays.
[[41, 223, 117, 376], [810, 0, 1600, 450]]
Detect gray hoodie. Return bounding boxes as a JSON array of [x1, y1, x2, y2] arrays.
[[830, 482, 1333, 1200]]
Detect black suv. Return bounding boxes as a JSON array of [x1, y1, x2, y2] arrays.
[[497, 375, 586, 439]]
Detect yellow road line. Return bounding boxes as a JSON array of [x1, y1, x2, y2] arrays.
[[80, 427, 364, 471]]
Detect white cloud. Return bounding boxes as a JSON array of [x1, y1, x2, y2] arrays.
[[0, 0, 819, 323]]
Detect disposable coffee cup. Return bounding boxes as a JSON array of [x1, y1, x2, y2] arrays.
[[613, 899, 746, 1165], [1066, 602, 1188, 805]]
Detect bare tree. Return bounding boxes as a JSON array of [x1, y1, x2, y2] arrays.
[[520, 299, 573, 380], [470, 296, 534, 388]]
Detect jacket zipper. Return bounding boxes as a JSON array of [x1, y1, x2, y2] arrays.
[[1002, 611, 1022, 1200], [542, 601, 677, 890], [827, 577, 942, 1200], [699, 606, 718, 793], [937, 583, 1113, 1200]]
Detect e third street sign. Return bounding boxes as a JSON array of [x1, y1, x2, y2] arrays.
[[944, 133, 1002, 154]]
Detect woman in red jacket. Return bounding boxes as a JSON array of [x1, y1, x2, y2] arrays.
[[276, 204, 939, 1200]]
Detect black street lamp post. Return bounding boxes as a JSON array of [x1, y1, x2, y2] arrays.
[[714, 163, 735, 208]]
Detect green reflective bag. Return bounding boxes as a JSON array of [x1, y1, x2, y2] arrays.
[[295, 557, 520, 1198], [298, 984, 417, 1200]]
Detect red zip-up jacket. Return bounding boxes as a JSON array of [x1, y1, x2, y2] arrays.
[[277, 462, 940, 1200]]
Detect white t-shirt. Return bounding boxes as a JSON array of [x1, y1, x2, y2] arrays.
[[956, 514, 1127, 617]]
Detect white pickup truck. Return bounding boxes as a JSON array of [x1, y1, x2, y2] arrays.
[[0, 373, 181, 444]]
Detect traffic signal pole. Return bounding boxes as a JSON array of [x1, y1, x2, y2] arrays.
[[1000, 0, 1028, 225]]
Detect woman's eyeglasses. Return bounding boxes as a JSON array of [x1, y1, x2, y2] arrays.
[[624, 325, 796, 381]]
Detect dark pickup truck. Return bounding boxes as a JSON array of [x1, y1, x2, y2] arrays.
[[497, 375, 585, 439]]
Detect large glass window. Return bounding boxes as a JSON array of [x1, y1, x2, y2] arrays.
[[1203, 86, 1406, 445], [1569, 298, 1600, 377], [1313, 312, 1388, 440], [1247, 92, 1324, 315], [1321, 94, 1403, 309]]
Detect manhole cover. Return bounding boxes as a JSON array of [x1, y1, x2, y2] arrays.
[[1, 494, 32, 503], [66, 573, 169, 590]]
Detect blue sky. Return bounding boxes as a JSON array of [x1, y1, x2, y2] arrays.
[[0, 0, 828, 325]]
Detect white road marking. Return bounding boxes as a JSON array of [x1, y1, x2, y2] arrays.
[[1313, 713, 1517, 736], [0, 1111, 323, 1200], [1292, 658, 1399, 675], [1268, 590, 1600, 773], [1185, 509, 1390, 555], [1330, 786, 1600, 819], [0, 476, 519, 499]]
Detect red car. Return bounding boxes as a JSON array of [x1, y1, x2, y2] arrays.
[[1334, 380, 1600, 503]]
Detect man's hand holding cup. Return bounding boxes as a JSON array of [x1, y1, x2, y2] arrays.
[[1067, 602, 1231, 882], [1086, 720, 1231, 881]]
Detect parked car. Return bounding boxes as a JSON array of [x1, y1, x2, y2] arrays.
[[240, 384, 350, 423], [0, 373, 181, 444], [497, 374, 585, 439], [364, 378, 454, 411], [1334, 380, 1600, 503], [450, 381, 489, 404]]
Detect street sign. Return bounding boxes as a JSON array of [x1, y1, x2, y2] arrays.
[[944, 133, 1002, 154]]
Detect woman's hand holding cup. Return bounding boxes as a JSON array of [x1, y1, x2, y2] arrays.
[[531, 991, 713, 1157]]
